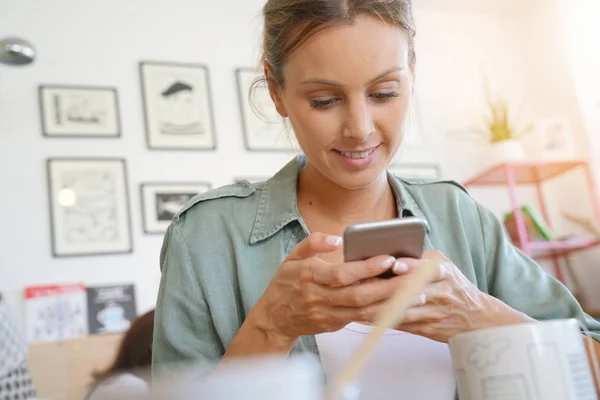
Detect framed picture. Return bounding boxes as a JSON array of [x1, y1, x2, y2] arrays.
[[39, 85, 120, 138], [140, 61, 216, 150], [388, 163, 442, 180], [46, 158, 133, 257], [140, 182, 212, 234], [234, 177, 269, 184], [235, 68, 298, 152]]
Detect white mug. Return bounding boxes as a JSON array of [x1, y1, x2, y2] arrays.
[[449, 319, 598, 400]]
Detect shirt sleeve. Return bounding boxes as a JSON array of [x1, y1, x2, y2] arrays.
[[477, 202, 600, 341], [152, 222, 225, 374]]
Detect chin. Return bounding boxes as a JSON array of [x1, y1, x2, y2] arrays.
[[328, 168, 386, 190]]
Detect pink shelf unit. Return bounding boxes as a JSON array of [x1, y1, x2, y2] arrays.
[[463, 161, 600, 284]]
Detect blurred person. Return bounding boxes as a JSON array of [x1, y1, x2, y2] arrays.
[[84, 310, 154, 400], [153, 0, 600, 397]]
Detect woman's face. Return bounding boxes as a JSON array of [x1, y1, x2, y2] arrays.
[[269, 14, 414, 190]]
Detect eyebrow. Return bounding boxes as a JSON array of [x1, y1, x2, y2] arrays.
[[300, 66, 405, 87]]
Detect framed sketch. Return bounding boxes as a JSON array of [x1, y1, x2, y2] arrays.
[[140, 61, 216, 150], [46, 158, 133, 257], [388, 163, 442, 180], [140, 182, 211, 233], [39, 85, 120, 137], [236, 68, 298, 152]]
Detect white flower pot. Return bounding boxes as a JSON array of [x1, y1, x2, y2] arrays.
[[486, 139, 528, 167]]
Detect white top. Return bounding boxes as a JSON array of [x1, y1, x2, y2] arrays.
[[316, 323, 456, 399], [85, 372, 149, 400]]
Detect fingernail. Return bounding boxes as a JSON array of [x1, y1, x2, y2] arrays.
[[419, 294, 427, 304], [381, 257, 396, 269], [393, 261, 408, 274], [325, 235, 343, 247]]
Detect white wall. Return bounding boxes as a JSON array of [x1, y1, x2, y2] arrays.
[[0, 0, 562, 329]]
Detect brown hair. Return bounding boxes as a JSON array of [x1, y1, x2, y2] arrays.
[[92, 309, 155, 383], [261, 0, 416, 88]]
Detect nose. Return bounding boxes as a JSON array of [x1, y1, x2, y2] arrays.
[[342, 98, 373, 143]]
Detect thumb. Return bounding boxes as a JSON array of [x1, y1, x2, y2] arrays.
[[287, 232, 343, 261]]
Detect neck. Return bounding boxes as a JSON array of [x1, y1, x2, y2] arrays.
[[297, 162, 398, 226]]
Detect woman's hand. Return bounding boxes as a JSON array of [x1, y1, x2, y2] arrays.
[[249, 233, 410, 343], [394, 250, 534, 343]]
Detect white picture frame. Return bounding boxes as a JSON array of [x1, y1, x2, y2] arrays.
[[39, 85, 121, 138], [47, 158, 132, 257], [140, 61, 216, 150], [388, 163, 442, 180], [236, 68, 298, 152], [140, 182, 211, 234]]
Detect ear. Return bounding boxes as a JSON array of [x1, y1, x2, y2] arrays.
[[264, 64, 288, 118]]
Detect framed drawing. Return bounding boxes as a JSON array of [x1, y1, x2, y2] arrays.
[[140, 182, 211, 234], [388, 163, 442, 180], [46, 158, 133, 257], [236, 68, 298, 152], [39, 85, 120, 138], [140, 61, 216, 150]]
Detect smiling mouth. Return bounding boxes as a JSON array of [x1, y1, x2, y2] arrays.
[[335, 146, 379, 159]]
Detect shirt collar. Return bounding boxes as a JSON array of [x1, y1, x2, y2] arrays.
[[249, 155, 431, 244]]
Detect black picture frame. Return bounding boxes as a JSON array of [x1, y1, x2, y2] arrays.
[[39, 84, 121, 138], [139, 61, 217, 151], [235, 67, 298, 152], [46, 157, 133, 257], [140, 181, 212, 234]]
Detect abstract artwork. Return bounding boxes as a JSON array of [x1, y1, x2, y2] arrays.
[[236, 68, 298, 151], [140, 61, 216, 150], [46, 158, 132, 256], [140, 182, 211, 233], [39, 85, 120, 137]]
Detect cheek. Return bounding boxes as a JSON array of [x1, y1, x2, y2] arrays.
[[286, 103, 342, 146]]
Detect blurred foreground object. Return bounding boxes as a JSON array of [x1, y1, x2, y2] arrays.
[[134, 355, 323, 400], [0, 37, 35, 66], [0, 293, 37, 400]]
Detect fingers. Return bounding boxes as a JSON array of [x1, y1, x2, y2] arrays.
[[319, 275, 408, 308], [311, 255, 400, 286], [287, 233, 342, 261]]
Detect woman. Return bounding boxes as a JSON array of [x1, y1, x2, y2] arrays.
[[153, 0, 600, 397], [84, 309, 154, 400]]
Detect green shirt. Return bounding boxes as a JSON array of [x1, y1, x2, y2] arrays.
[[153, 155, 600, 373]]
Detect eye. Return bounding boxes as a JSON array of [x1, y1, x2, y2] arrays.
[[370, 92, 400, 102], [310, 98, 340, 109]]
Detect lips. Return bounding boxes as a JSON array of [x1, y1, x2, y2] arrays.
[[335, 145, 380, 160]]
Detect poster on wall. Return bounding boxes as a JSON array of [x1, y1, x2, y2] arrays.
[[39, 85, 121, 138], [24, 283, 88, 343], [86, 284, 137, 335], [140, 182, 211, 234], [47, 158, 133, 257], [236, 68, 298, 152], [140, 61, 216, 150]]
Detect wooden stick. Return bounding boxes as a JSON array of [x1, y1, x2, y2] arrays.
[[327, 260, 438, 400]]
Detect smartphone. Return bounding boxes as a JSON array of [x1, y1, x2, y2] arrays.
[[343, 217, 427, 279]]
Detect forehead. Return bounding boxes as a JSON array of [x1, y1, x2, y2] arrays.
[[283, 14, 410, 85]]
